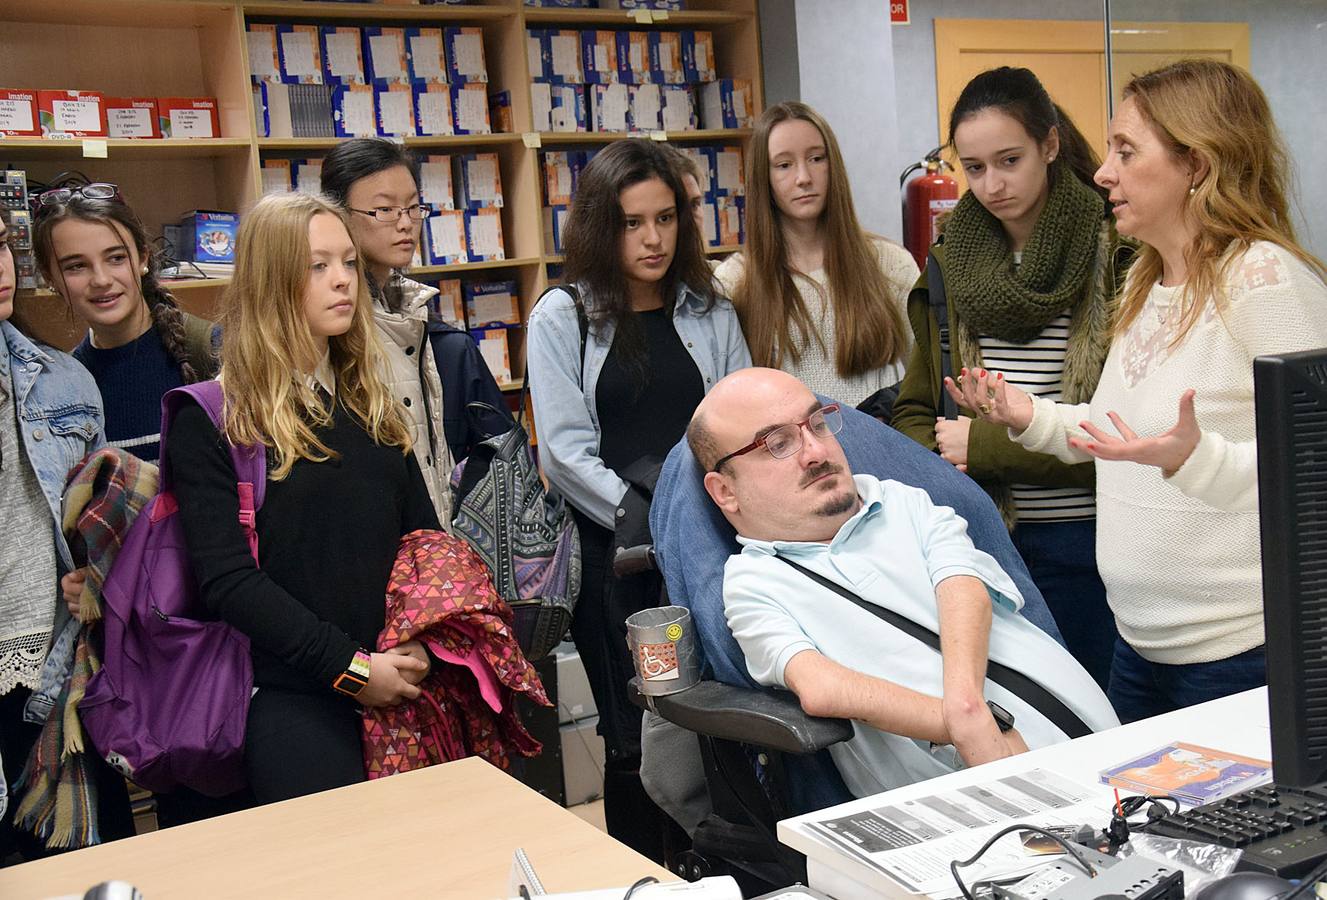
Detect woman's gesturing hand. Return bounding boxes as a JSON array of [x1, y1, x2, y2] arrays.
[[943, 367, 1034, 434]]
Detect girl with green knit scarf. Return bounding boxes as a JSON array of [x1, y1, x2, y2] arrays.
[[892, 67, 1134, 694]]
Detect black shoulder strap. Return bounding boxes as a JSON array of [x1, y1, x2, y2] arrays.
[[927, 251, 958, 421], [775, 554, 1091, 739], [517, 283, 587, 427]]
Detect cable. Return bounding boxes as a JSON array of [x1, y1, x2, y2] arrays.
[[950, 824, 1098, 900], [622, 875, 659, 899]]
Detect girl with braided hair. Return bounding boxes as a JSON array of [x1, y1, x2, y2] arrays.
[[892, 67, 1134, 693], [33, 185, 220, 464]]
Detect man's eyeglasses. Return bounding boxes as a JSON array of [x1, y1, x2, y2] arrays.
[[347, 202, 434, 224], [712, 403, 843, 473], [36, 183, 119, 208]]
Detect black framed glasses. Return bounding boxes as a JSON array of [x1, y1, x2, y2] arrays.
[[347, 202, 433, 224], [37, 182, 119, 207], [712, 403, 843, 473]]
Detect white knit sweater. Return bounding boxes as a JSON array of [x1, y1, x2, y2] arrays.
[[1016, 242, 1327, 664], [715, 237, 918, 407]]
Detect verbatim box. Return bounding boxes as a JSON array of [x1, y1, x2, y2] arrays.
[[445, 26, 488, 85], [321, 26, 367, 85], [364, 27, 410, 86], [648, 31, 684, 85], [406, 27, 448, 85], [629, 84, 662, 132], [549, 84, 587, 133], [413, 83, 453, 136], [104, 97, 160, 139], [157, 97, 220, 139], [419, 154, 455, 210], [38, 90, 107, 138], [277, 24, 324, 84], [464, 207, 505, 262], [453, 152, 503, 209], [176, 210, 239, 264], [332, 84, 377, 137], [426, 210, 467, 265], [374, 84, 416, 137], [464, 280, 520, 327], [0, 90, 40, 137], [429, 278, 466, 329], [468, 326, 513, 383], [292, 159, 322, 195], [616, 31, 651, 84], [589, 83, 629, 132], [681, 31, 716, 83], [660, 85, 695, 131], [450, 83, 491, 135], [247, 24, 282, 84], [261, 159, 292, 195], [581, 31, 619, 85], [700, 79, 754, 130], [543, 204, 570, 254]]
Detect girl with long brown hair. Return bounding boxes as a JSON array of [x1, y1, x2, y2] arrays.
[[893, 67, 1131, 693], [33, 184, 220, 464], [716, 101, 917, 407], [526, 138, 749, 861], [951, 59, 1327, 722], [167, 192, 438, 802]]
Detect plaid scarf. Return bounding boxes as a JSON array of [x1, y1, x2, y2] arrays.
[[363, 529, 549, 779], [16, 448, 157, 849]]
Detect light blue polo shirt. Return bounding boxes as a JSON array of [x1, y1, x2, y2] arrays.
[[723, 475, 1119, 797]]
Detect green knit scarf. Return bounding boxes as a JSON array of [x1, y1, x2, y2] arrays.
[[944, 169, 1105, 343]]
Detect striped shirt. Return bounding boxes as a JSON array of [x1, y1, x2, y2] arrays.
[[976, 314, 1095, 522]]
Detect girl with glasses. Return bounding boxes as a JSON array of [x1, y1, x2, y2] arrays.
[[32, 184, 221, 464], [1, 207, 136, 859], [892, 67, 1132, 694], [716, 102, 918, 410], [526, 138, 750, 862], [321, 139, 509, 527], [166, 192, 439, 804]]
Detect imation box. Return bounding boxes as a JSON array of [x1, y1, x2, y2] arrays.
[[454, 153, 503, 208], [681, 31, 716, 83], [426, 210, 468, 265], [176, 210, 238, 264], [38, 90, 107, 138], [429, 278, 466, 329], [375, 84, 416, 137], [648, 31, 684, 85], [589, 83, 629, 132], [321, 26, 367, 85], [445, 27, 488, 84], [277, 24, 324, 84], [157, 97, 220, 139], [419, 154, 455, 210], [261, 159, 292, 195], [246, 24, 282, 84], [464, 207, 505, 262], [700, 79, 754, 129], [465, 280, 520, 327], [332, 84, 378, 137], [469, 326, 513, 383], [660, 85, 695, 131], [616, 32, 652, 84], [450, 83, 491, 135], [364, 27, 410, 86], [581, 31, 619, 85], [406, 27, 448, 85], [0, 90, 41, 137], [413, 83, 454, 136], [104, 97, 160, 139]]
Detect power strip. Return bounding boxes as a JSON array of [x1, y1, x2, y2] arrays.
[[994, 847, 1184, 900]]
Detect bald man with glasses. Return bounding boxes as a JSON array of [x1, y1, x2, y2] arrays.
[[686, 368, 1118, 797]]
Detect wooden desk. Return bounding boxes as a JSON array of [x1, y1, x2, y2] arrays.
[[0, 757, 673, 899]]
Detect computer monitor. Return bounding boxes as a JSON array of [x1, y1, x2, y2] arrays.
[[1255, 348, 1327, 788]]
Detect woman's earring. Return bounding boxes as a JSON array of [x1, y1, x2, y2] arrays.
[[1188, 185, 1197, 196]]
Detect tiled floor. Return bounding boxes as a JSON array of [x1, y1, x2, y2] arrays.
[[567, 798, 607, 832]]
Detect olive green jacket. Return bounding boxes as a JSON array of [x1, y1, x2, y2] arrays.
[[890, 226, 1133, 498]]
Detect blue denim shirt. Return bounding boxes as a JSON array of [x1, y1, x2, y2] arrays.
[[1, 321, 105, 732], [527, 283, 751, 529]]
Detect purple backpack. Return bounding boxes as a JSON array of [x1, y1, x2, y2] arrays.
[[80, 382, 265, 797]]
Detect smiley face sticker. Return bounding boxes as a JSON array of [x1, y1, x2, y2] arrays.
[[665, 623, 683, 642]]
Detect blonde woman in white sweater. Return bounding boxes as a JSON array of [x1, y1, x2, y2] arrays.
[[948, 59, 1327, 723]]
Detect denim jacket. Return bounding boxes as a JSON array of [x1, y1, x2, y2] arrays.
[[526, 283, 751, 529], [1, 321, 105, 728]]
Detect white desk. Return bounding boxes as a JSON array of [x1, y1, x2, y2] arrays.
[[779, 688, 1272, 899]]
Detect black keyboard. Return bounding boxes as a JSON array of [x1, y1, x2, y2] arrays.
[[1147, 784, 1327, 877]]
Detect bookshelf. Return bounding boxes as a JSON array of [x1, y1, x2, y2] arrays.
[[1, 0, 763, 387]]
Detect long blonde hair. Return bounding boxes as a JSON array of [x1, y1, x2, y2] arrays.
[[1114, 59, 1326, 342], [734, 102, 909, 376], [219, 192, 411, 480]]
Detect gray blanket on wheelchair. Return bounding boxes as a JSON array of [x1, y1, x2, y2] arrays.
[[647, 400, 1065, 814]]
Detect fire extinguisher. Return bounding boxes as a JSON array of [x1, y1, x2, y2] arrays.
[[900, 147, 959, 270]]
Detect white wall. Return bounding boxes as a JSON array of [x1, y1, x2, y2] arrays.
[[792, 0, 903, 241]]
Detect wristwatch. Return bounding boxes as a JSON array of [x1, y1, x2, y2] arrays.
[[987, 699, 1015, 733], [332, 648, 372, 697]]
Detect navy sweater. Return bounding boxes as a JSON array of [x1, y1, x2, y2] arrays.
[[73, 328, 186, 463]]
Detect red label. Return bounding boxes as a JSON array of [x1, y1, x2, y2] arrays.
[[890, 0, 909, 24]]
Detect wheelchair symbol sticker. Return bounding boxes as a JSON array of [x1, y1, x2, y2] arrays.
[[665, 623, 683, 642], [637, 641, 680, 680]]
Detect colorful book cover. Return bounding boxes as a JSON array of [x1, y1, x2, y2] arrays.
[[1100, 742, 1271, 805]]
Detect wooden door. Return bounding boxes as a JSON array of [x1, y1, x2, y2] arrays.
[[933, 19, 1249, 191]]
